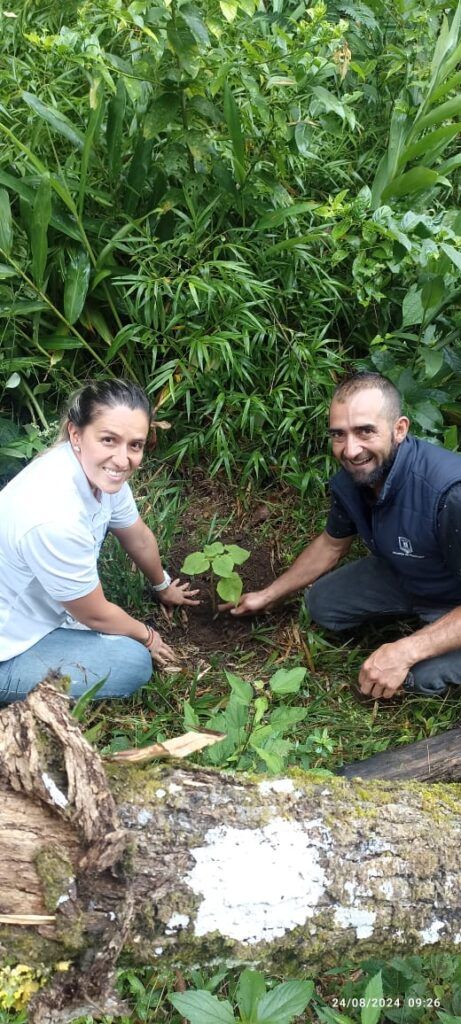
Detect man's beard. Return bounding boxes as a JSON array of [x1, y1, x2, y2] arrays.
[[346, 439, 399, 490]]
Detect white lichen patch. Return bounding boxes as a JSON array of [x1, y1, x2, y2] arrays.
[[138, 808, 154, 825], [166, 913, 190, 934], [420, 919, 445, 944], [258, 778, 295, 796], [379, 880, 394, 898], [154, 946, 164, 956], [453, 933, 461, 945], [42, 772, 68, 809], [334, 906, 376, 940], [185, 819, 331, 944], [155, 789, 166, 800]]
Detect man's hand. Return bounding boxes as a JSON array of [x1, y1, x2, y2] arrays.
[[359, 642, 412, 699], [158, 579, 201, 609], [218, 590, 274, 616]]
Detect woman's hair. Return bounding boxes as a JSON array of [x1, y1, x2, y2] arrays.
[[57, 379, 151, 443]]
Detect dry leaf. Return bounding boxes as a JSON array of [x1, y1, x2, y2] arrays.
[[105, 729, 225, 764]]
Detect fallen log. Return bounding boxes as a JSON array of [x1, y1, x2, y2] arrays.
[[1, 680, 461, 1022], [339, 726, 461, 781]]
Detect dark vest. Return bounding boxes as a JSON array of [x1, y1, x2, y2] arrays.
[[329, 435, 461, 602]]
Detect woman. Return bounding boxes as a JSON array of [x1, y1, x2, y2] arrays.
[[0, 379, 199, 703]]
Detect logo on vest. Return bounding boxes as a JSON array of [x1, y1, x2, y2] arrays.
[[392, 536, 425, 558]]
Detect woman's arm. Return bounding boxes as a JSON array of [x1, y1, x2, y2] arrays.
[[112, 519, 200, 607], [61, 584, 177, 666]]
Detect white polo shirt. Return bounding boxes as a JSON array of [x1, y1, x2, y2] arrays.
[[0, 442, 139, 660]]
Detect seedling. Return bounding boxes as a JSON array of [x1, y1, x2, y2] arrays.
[[181, 542, 250, 609]]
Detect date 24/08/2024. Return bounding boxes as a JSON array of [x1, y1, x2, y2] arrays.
[[331, 998, 441, 1009]]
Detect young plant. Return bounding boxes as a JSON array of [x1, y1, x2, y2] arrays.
[[181, 542, 250, 608], [169, 971, 314, 1024]]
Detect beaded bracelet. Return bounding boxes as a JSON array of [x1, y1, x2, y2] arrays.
[[143, 624, 155, 649]]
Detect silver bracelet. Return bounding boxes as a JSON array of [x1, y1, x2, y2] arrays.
[[152, 571, 172, 593]]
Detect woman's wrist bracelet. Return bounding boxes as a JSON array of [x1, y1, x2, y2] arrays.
[[152, 570, 172, 593], [143, 624, 155, 648]]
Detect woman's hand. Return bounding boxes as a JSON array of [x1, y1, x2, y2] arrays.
[[148, 630, 180, 668], [158, 579, 201, 608]]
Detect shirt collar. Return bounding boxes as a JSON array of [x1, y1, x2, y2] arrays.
[[64, 442, 102, 512]]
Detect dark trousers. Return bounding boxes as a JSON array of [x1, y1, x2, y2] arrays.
[[305, 556, 461, 697]]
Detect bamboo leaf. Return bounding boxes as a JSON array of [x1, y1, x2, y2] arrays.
[[223, 83, 245, 185], [22, 91, 85, 149], [0, 189, 12, 254], [64, 250, 91, 324], [31, 175, 51, 287]]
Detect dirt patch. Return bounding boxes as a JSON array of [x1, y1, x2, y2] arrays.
[[152, 469, 299, 657]]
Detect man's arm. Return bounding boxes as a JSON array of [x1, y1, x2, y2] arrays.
[[112, 519, 200, 608], [359, 609, 461, 699], [225, 531, 354, 615], [360, 483, 461, 699]]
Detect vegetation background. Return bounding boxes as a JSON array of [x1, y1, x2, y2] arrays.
[[2, 0, 461, 1020]]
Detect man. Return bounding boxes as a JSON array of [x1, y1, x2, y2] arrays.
[[227, 372, 461, 700]]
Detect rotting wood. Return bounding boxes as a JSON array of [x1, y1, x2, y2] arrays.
[[339, 725, 461, 781], [2, 678, 461, 1022]]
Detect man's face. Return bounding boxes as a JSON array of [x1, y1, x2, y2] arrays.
[[328, 389, 409, 490]]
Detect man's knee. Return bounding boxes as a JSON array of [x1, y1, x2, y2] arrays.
[[305, 577, 345, 632]]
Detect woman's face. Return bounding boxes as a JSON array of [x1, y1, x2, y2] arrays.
[[68, 404, 149, 494]]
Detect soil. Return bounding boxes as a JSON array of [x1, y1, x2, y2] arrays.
[[152, 469, 300, 659]]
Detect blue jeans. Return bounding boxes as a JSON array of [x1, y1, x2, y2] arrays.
[[306, 556, 461, 697], [0, 628, 153, 704]]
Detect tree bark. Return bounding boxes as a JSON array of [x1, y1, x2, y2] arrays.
[[339, 726, 461, 781], [1, 681, 461, 1021]]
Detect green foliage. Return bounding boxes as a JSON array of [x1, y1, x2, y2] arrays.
[[182, 541, 250, 605], [169, 974, 314, 1023], [2, 0, 461, 487]]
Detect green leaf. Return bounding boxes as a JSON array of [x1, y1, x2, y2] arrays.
[[269, 667, 306, 695], [22, 91, 84, 149], [0, 189, 12, 254], [203, 542, 225, 556], [310, 86, 346, 119], [217, 573, 243, 604], [415, 95, 461, 133], [106, 79, 126, 183], [402, 288, 424, 327], [226, 672, 253, 704], [251, 745, 285, 774], [0, 170, 80, 241], [422, 349, 444, 378], [169, 989, 236, 1023], [181, 552, 211, 574], [180, 4, 210, 46], [63, 250, 91, 324], [79, 77, 104, 218], [236, 969, 266, 1020], [212, 553, 235, 577], [269, 706, 307, 731], [361, 971, 383, 1024], [257, 202, 317, 230], [440, 241, 461, 272], [224, 544, 250, 565], [220, 0, 238, 21], [223, 83, 245, 185], [31, 175, 51, 287], [255, 979, 314, 1023], [316, 1008, 355, 1024], [382, 167, 442, 202]]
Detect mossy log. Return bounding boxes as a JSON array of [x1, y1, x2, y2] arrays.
[[340, 726, 461, 781], [1, 681, 461, 1022]]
